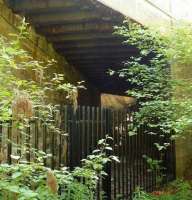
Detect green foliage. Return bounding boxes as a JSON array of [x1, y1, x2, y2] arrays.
[[163, 22, 192, 67], [0, 19, 85, 162], [112, 21, 171, 137], [0, 18, 82, 121], [133, 180, 192, 200], [133, 188, 156, 200], [111, 20, 192, 186], [0, 163, 93, 200], [112, 20, 192, 143], [0, 18, 112, 200], [0, 136, 118, 199], [0, 17, 120, 200], [112, 21, 192, 145], [143, 155, 165, 187]]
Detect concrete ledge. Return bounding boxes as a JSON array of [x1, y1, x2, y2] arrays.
[[97, 0, 173, 26]]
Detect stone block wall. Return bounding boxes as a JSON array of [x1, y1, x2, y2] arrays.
[[0, 0, 100, 106], [173, 62, 192, 179]]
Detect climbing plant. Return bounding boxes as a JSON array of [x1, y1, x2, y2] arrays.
[[111, 20, 192, 140], [109, 20, 192, 182]]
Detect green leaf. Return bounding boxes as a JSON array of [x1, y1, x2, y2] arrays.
[[12, 172, 22, 179]]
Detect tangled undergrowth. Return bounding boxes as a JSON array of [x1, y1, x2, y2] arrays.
[[0, 136, 119, 200], [133, 180, 192, 200]]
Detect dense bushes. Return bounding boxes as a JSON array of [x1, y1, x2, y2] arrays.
[[0, 20, 120, 199], [110, 20, 192, 186], [0, 136, 118, 199], [0, 163, 94, 200]]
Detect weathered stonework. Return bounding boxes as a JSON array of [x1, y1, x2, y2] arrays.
[[0, 0, 100, 105], [172, 62, 192, 178], [175, 136, 192, 178]]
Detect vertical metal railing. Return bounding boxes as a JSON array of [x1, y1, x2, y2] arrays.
[[0, 105, 176, 200]]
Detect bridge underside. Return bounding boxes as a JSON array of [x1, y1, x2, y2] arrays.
[[6, 0, 139, 95]]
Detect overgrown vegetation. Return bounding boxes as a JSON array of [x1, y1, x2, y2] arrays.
[[0, 19, 81, 122], [0, 20, 119, 199], [110, 21, 192, 183], [112, 21, 192, 139], [0, 136, 118, 199], [0, 19, 85, 162], [133, 180, 192, 200]]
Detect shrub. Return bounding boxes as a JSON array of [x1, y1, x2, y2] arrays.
[[133, 180, 192, 200], [0, 136, 119, 199]]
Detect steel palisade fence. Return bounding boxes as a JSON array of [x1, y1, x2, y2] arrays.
[[0, 105, 176, 200]]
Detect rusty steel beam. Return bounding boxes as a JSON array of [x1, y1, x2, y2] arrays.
[[76, 66, 107, 70], [67, 57, 127, 63], [76, 62, 113, 68], [53, 39, 125, 49], [37, 22, 116, 35], [28, 10, 114, 25], [59, 46, 137, 55], [68, 60, 122, 66], [11, 0, 80, 13], [66, 54, 131, 62], [54, 44, 125, 51], [66, 55, 129, 61], [47, 32, 118, 42], [72, 63, 112, 68], [74, 71, 108, 75], [62, 51, 135, 58], [71, 65, 120, 70]]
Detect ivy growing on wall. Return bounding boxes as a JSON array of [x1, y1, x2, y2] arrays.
[[110, 20, 192, 154]]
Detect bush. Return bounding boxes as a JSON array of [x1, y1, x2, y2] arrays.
[[0, 163, 93, 200], [133, 180, 192, 200], [0, 136, 119, 200]]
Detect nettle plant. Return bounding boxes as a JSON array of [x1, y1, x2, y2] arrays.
[[0, 136, 118, 200], [110, 20, 192, 178]]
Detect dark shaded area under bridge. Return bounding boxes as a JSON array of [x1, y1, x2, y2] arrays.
[[6, 0, 140, 95]]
